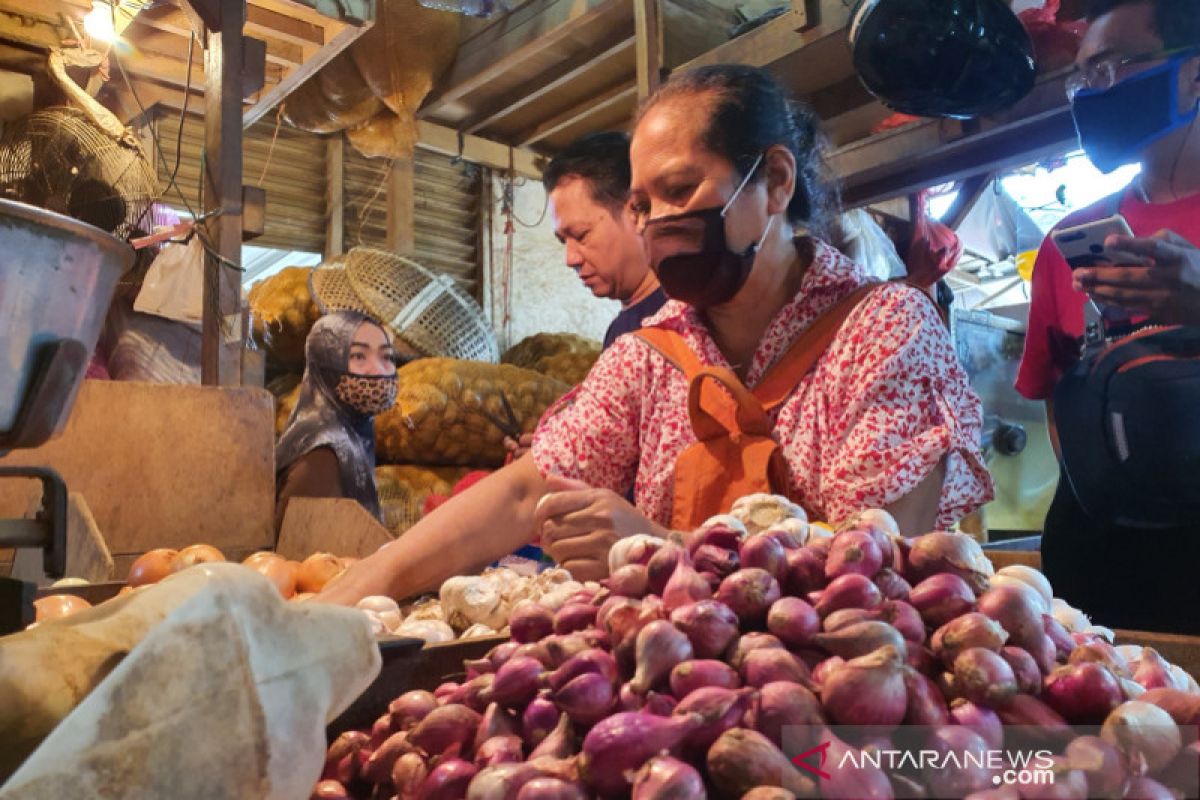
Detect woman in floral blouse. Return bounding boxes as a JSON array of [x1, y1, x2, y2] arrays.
[[319, 65, 992, 605]]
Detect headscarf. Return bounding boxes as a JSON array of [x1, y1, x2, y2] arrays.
[[276, 310, 388, 521]]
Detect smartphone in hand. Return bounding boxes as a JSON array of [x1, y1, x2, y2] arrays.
[[1051, 214, 1145, 269]]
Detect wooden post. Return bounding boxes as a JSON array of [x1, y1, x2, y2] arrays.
[[386, 157, 415, 256], [325, 135, 345, 259], [633, 0, 662, 100], [195, 0, 246, 386]]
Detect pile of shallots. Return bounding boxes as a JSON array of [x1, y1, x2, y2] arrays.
[[313, 499, 1200, 800]]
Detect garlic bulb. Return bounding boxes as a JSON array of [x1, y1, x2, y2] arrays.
[[837, 508, 899, 537], [1084, 625, 1115, 642], [539, 581, 582, 611], [379, 610, 403, 632], [699, 514, 749, 536], [357, 595, 401, 616], [396, 619, 455, 643], [608, 534, 666, 574], [359, 609, 387, 638], [1052, 598, 1091, 633], [440, 575, 507, 630], [460, 623, 499, 639], [762, 517, 811, 546], [407, 597, 447, 622], [729, 494, 807, 535]]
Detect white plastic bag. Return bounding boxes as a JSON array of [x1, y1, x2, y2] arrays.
[[831, 209, 907, 281], [134, 236, 205, 324]]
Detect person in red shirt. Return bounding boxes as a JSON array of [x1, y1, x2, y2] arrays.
[[1017, 0, 1200, 632]]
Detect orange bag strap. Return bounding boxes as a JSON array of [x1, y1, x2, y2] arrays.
[[753, 282, 881, 411]]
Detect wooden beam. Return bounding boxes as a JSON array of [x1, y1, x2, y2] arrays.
[[197, 0, 246, 386], [462, 35, 635, 136], [130, 15, 303, 68], [245, 4, 325, 47], [0, 0, 87, 26], [633, 0, 661, 100], [242, 18, 370, 127], [944, 173, 994, 231], [417, 120, 545, 179], [387, 158, 415, 256], [420, 0, 628, 120], [0, 9, 67, 50], [325, 135, 344, 258], [518, 81, 637, 147], [251, 0, 370, 26]]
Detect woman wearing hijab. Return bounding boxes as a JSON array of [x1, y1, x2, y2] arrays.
[[318, 65, 991, 605], [275, 310, 398, 532]]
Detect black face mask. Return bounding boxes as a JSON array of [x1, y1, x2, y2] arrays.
[[641, 154, 772, 309], [1071, 54, 1200, 174]]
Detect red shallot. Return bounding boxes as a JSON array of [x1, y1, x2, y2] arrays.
[[740, 534, 789, 582], [822, 607, 872, 632], [814, 573, 883, 618], [417, 758, 479, 800], [529, 713, 576, 760], [646, 542, 688, 596], [953, 647, 1019, 709], [669, 600, 739, 659], [873, 568, 912, 601], [783, 547, 826, 597], [466, 763, 540, 800], [996, 694, 1072, 747], [932, 612, 1008, 665], [813, 620, 908, 660], [553, 671, 616, 726], [824, 528, 884, 580], [906, 530, 991, 594], [522, 698, 560, 748], [706, 727, 817, 798], [475, 735, 525, 768], [491, 656, 546, 710], [578, 711, 702, 797], [393, 752, 429, 799], [1043, 662, 1124, 724], [631, 620, 694, 695], [661, 563, 712, 612], [546, 649, 619, 693], [693, 544, 740, 579], [821, 644, 908, 727], [903, 668, 952, 725], [908, 572, 975, 628], [922, 725, 994, 798], [409, 704, 483, 758], [630, 755, 705, 800], [867, 599, 926, 644], [673, 685, 758, 753], [510, 603, 555, 644], [748, 680, 824, 745], [727, 632, 785, 671], [1065, 734, 1128, 798], [715, 568, 781, 626], [553, 603, 598, 635], [516, 777, 587, 800], [669, 659, 741, 698], [606, 564, 649, 598], [999, 646, 1042, 695], [766, 596, 820, 647], [390, 690, 439, 732], [476, 702, 521, 751], [951, 699, 1004, 749], [741, 648, 810, 688]]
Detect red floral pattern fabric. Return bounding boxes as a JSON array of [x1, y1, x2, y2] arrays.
[[532, 239, 994, 529]]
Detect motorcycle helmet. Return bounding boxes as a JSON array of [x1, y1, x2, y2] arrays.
[[849, 0, 1037, 119]]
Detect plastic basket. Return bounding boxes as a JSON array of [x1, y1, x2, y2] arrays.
[[310, 247, 498, 362]]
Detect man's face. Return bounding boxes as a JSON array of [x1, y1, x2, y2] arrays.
[[1076, 2, 1199, 113], [549, 176, 650, 303]]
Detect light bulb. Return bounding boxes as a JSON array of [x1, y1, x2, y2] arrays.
[[83, 1, 116, 43]]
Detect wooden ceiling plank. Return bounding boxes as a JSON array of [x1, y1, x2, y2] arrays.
[[462, 35, 635, 136], [0, 11, 65, 50], [417, 120, 545, 178], [0, 0, 84, 26], [245, 4, 325, 47], [420, 0, 631, 120], [519, 81, 636, 146], [130, 14, 303, 67], [241, 17, 367, 127]]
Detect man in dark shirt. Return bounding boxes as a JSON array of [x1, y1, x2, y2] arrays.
[[506, 132, 665, 459], [543, 131, 666, 349]]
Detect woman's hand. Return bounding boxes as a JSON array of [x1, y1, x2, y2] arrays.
[[534, 475, 666, 581]]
